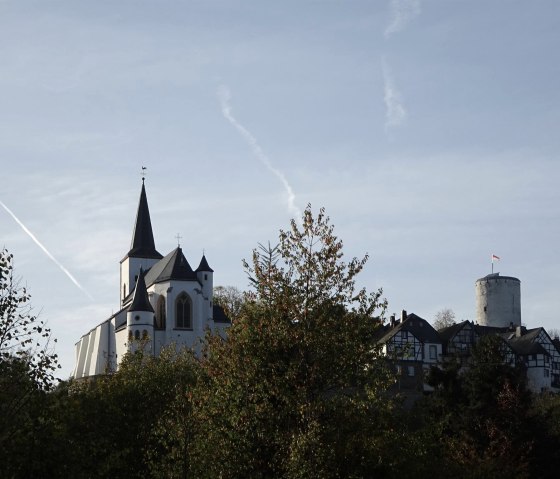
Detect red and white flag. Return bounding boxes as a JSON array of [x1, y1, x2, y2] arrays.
[[491, 254, 500, 262]]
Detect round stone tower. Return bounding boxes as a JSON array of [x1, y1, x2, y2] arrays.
[[475, 273, 521, 327]]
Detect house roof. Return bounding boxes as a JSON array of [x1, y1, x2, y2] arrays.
[[125, 182, 163, 260], [437, 320, 471, 342], [377, 313, 442, 345], [500, 327, 550, 357], [144, 247, 198, 285]]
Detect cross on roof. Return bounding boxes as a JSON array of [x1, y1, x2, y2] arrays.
[[141, 166, 147, 183], [175, 233, 182, 247]]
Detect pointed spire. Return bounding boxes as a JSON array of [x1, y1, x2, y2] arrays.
[[127, 182, 163, 259], [196, 254, 214, 272], [128, 268, 154, 313]]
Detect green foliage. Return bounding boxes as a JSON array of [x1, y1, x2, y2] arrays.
[[44, 346, 200, 478], [421, 335, 533, 478], [191, 206, 394, 478], [0, 248, 59, 388], [0, 248, 60, 478]]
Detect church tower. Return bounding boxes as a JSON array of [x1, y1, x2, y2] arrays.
[[120, 180, 163, 304]]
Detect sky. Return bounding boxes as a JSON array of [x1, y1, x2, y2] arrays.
[[1, 0, 560, 378]]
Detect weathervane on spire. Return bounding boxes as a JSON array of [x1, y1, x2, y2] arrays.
[[175, 233, 182, 247], [141, 166, 147, 183]]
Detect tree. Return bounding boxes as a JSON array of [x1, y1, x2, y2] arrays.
[[0, 248, 60, 477], [191, 206, 396, 478], [0, 248, 59, 388], [424, 335, 532, 478], [45, 345, 200, 479], [213, 285, 246, 322], [433, 308, 456, 331]]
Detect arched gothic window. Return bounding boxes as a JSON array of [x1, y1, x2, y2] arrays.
[[134, 330, 140, 340], [155, 296, 166, 329], [175, 293, 192, 329]]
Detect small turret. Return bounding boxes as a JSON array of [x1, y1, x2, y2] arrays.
[[127, 268, 154, 352], [196, 254, 214, 320]]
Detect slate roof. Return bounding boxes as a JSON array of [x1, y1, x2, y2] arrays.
[[501, 327, 549, 357], [377, 313, 442, 345], [126, 182, 163, 260], [213, 304, 231, 324], [128, 269, 154, 313], [438, 320, 471, 342], [144, 247, 198, 285], [196, 254, 214, 272]]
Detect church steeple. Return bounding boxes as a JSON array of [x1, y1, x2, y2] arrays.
[[120, 181, 163, 305], [127, 181, 163, 259]]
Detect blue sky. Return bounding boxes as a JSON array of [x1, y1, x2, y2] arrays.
[[1, 0, 559, 377]]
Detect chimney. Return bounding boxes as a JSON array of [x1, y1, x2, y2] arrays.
[[509, 321, 514, 331], [390, 315, 396, 328], [516, 326, 522, 338], [401, 310, 407, 323]]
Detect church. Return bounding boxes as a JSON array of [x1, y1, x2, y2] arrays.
[[72, 180, 230, 378]]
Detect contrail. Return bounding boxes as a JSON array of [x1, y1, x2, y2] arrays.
[[0, 200, 94, 301], [217, 85, 302, 221], [385, 0, 421, 38], [382, 58, 407, 131]]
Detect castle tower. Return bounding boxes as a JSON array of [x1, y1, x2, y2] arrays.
[[120, 180, 163, 304], [475, 273, 521, 327]]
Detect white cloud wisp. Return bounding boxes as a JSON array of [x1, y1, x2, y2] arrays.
[[217, 85, 302, 221], [0, 200, 94, 301], [385, 0, 421, 38], [382, 60, 407, 131]]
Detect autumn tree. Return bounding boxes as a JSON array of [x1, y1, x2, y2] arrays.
[[191, 206, 396, 478]]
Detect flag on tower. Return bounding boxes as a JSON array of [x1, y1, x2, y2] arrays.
[[492, 254, 500, 262]]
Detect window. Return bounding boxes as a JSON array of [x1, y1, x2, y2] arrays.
[[407, 366, 415, 377], [429, 345, 437, 360], [134, 330, 140, 340], [176, 293, 192, 329], [155, 296, 166, 329], [544, 369, 550, 378], [142, 329, 148, 339]]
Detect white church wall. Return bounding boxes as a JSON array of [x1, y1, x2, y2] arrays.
[[115, 328, 129, 368], [83, 328, 97, 376], [73, 335, 89, 379]]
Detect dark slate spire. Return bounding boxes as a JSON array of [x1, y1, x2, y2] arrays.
[[128, 268, 154, 313], [196, 254, 214, 272], [127, 182, 163, 259]]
